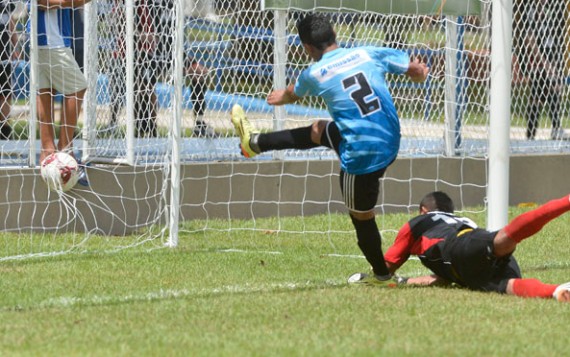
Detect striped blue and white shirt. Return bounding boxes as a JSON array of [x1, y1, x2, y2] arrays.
[[294, 46, 409, 175], [27, 3, 72, 48]]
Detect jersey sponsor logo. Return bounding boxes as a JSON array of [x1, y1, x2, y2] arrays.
[[311, 49, 371, 83]]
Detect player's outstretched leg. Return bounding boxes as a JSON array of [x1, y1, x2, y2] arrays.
[[494, 195, 570, 257], [231, 104, 260, 158], [509, 279, 570, 302], [504, 195, 570, 243]]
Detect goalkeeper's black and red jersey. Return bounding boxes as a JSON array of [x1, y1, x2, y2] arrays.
[[384, 212, 478, 282]]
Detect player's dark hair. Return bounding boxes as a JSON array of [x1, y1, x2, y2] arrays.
[[296, 13, 336, 50], [420, 191, 454, 213]]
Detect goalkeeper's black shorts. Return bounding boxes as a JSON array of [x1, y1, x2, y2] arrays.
[[444, 228, 522, 294]]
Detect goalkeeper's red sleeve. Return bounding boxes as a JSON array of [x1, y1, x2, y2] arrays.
[[503, 195, 570, 243], [512, 278, 557, 299]]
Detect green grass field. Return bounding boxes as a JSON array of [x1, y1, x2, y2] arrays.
[[1, 207, 569, 356]]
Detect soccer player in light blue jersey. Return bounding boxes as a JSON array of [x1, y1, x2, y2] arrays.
[[231, 13, 429, 285]]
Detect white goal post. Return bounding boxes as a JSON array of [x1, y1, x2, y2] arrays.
[[487, 0, 511, 230]]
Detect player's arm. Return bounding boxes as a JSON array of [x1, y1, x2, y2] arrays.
[[38, 0, 92, 9], [384, 222, 415, 274], [267, 83, 301, 106], [406, 58, 429, 83]]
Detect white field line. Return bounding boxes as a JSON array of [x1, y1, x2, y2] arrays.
[[37, 280, 346, 309], [34, 255, 424, 309], [216, 248, 283, 255], [323, 253, 420, 261], [213, 249, 420, 261], [214, 250, 420, 261]]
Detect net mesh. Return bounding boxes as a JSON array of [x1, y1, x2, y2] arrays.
[[512, 0, 568, 143], [0, 0, 567, 260]]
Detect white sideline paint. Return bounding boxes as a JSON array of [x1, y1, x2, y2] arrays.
[[324, 254, 367, 259], [38, 280, 346, 309], [216, 248, 283, 255]]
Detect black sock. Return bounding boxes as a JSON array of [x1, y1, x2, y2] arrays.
[[257, 126, 320, 152], [350, 215, 390, 276]]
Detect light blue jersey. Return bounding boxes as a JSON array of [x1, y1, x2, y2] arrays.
[[294, 46, 409, 175], [27, 3, 72, 48]]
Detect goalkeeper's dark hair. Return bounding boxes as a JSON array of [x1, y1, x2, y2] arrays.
[[420, 191, 454, 213], [296, 13, 336, 51]]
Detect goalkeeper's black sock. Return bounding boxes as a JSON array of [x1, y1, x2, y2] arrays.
[[257, 126, 319, 152], [350, 215, 390, 277]]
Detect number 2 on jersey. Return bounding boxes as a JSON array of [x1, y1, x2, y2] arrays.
[[341, 72, 381, 116]]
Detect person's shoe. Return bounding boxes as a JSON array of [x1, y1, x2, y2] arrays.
[[553, 282, 570, 302], [347, 272, 395, 287], [230, 104, 259, 158], [551, 128, 570, 141]]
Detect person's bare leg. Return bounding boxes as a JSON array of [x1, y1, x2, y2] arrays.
[[312, 120, 327, 144], [58, 89, 85, 153], [492, 230, 517, 258], [38, 89, 57, 163]]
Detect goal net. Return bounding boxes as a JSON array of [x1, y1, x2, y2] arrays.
[[0, 0, 566, 260]]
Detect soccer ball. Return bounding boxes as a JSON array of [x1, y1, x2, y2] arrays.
[[40, 152, 80, 192]]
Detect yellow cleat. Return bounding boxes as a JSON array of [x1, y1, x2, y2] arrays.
[[231, 104, 259, 158]]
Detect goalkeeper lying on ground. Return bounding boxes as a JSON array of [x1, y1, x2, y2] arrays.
[[349, 191, 570, 302]]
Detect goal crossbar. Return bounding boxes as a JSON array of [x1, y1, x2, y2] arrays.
[[261, 0, 482, 15]]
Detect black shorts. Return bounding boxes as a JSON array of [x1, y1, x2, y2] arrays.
[[321, 121, 388, 212], [445, 228, 522, 293]]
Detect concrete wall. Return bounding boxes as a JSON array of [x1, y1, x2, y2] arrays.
[[1, 154, 568, 234]]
